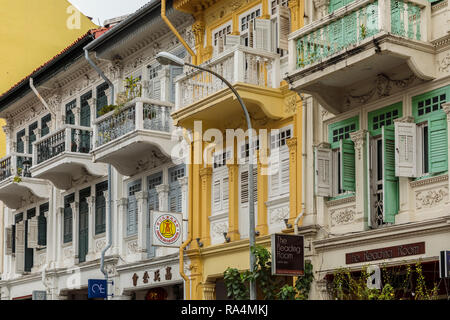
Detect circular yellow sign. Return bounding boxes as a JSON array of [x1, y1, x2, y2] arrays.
[[159, 219, 176, 239]]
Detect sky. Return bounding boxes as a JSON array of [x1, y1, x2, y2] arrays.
[[68, 0, 151, 26]]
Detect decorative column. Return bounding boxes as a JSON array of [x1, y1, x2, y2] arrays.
[[69, 202, 79, 264], [135, 191, 148, 257], [2, 123, 13, 154], [256, 151, 268, 236], [350, 129, 368, 231], [86, 196, 96, 260], [56, 207, 64, 267], [227, 163, 240, 241], [286, 137, 298, 225], [289, 0, 303, 31], [192, 19, 205, 64], [156, 184, 170, 212], [202, 282, 216, 300], [117, 198, 128, 257], [199, 167, 212, 247]]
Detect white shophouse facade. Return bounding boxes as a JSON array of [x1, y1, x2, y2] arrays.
[[0, 2, 194, 300]]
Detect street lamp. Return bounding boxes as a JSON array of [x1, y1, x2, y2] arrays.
[[156, 51, 258, 300]]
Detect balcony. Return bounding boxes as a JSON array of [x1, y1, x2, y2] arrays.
[[287, 0, 434, 113], [91, 98, 175, 176], [173, 45, 287, 129], [31, 125, 107, 190], [0, 153, 50, 209]]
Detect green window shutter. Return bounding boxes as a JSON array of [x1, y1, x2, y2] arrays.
[[340, 139, 355, 191], [366, 131, 372, 228], [28, 122, 38, 154], [382, 126, 399, 223], [65, 100, 76, 125], [16, 129, 25, 153], [428, 111, 448, 174], [63, 194, 74, 243], [95, 181, 108, 235], [38, 203, 49, 247]]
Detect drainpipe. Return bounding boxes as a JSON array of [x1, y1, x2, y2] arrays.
[[84, 49, 114, 289], [179, 134, 193, 300], [161, 0, 197, 64], [294, 94, 307, 235], [29, 78, 57, 127]]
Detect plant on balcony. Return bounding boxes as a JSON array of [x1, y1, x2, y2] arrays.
[[13, 167, 22, 183], [125, 75, 142, 101], [98, 104, 119, 116], [223, 245, 314, 300]]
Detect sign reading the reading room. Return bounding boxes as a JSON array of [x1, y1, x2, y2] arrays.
[[152, 212, 183, 247], [271, 234, 304, 276], [346, 242, 425, 264]]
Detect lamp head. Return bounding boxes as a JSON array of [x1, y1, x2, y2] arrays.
[[156, 51, 185, 67]]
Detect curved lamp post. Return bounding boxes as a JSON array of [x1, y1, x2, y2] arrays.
[[156, 52, 257, 300]]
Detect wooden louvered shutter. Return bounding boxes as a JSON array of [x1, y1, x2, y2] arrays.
[[127, 180, 141, 236], [277, 5, 290, 51], [280, 147, 290, 195], [340, 139, 356, 191], [314, 146, 333, 197], [15, 222, 25, 273], [254, 18, 271, 51], [6, 227, 12, 255], [394, 121, 417, 177], [382, 126, 399, 224], [27, 216, 38, 249], [428, 112, 448, 174]]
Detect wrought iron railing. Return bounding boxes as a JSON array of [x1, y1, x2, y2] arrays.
[[0, 153, 32, 182], [176, 45, 280, 109], [33, 125, 92, 165], [294, 0, 427, 70], [93, 98, 172, 148]]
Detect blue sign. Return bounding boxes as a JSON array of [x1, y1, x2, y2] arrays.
[[88, 279, 107, 299]]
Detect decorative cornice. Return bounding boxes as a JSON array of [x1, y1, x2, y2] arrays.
[[326, 195, 356, 208], [393, 116, 415, 123], [409, 174, 448, 188], [431, 0, 448, 12], [199, 167, 212, 178]]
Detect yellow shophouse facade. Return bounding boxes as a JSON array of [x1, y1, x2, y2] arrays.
[[171, 0, 305, 299]]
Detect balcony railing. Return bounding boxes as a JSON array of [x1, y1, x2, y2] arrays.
[[33, 125, 92, 166], [93, 98, 172, 148], [176, 45, 280, 109], [294, 0, 427, 70], [0, 153, 32, 182]]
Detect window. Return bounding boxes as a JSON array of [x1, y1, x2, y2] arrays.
[[95, 181, 107, 235], [80, 91, 92, 127], [38, 203, 48, 247], [169, 165, 185, 212], [16, 129, 25, 153], [14, 213, 24, 273], [367, 104, 401, 228], [328, 0, 356, 13], [271, 0, 289, 15], [214, 24, 232, 46], [96, 83, 109, 117], [41, 114, 51, 137], [148, 172, 162, 212], [148, 64, 162, 100], [169, 50, 186, 103], [240, 138, 260, 160], [212, 149, 232, 214], [269, 126, 291, 198], [79, 187, 90, 263], [63, 193, 74, 243], [315, 117, 358, 197], [127, 179, 141, 236], [25, 208, 35, 272], [65, 100, 76, 125], [241, 8, 261, 31], [28, 122, 38, 154]]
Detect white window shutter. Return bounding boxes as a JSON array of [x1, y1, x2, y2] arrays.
[[217, 36, 224, 54], [277, 5, 291, 51], [240, 169, 249, 204], [15, 222, 25, 274], [6, 227, 12, 255], [280, 147, 290, 195], [394, 121, 417, 177], [225, 34, 240, 49], [248, 21, 254, 48], [213, 178, 222, 211], [314, 146, 333, 197], [27, 216, 38, 249], [223, 176, 229, 210], [269, 150, 280, 197], [254, 18, 271, 51]]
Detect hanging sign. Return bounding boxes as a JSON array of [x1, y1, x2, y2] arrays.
[[271, 233, 304, 276], [152, 211, 183, 247]]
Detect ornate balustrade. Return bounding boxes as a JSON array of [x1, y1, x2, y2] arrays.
[[176, 45, 280, 109], [93, 98, 172, 149], [293, 0, 428, 70], [0, 153, 32, 182], [33, 125, 92, 166]]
